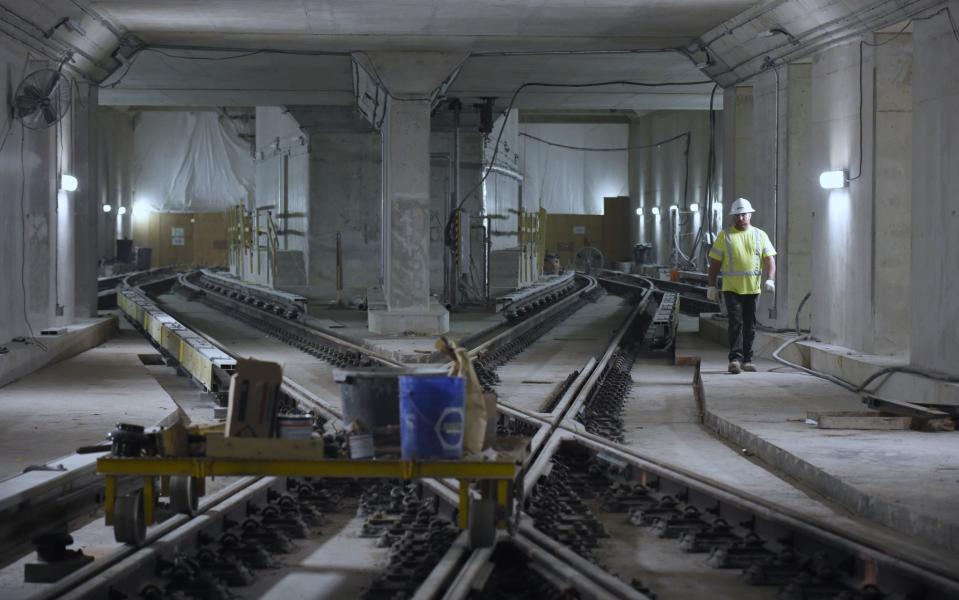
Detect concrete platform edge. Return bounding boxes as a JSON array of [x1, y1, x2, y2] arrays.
[[703, 409, 959, 553], [699, 315, 959, 405], [0, 317, 118, 389]]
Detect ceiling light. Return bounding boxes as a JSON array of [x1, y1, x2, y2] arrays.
[[60, 174, 78, 191], [102, 204, 112, 213], [819, 170, 848, 189]]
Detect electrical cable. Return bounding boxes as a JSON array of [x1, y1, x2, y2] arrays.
[[518, 130, 690, 153], [794, 291, 811, 336], [847, 7, 958, 180], [443, 78, 710, 255]]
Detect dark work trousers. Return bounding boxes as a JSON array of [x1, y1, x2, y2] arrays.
[[724, 291, 759, 363]]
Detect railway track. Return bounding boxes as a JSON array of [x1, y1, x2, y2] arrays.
[[3, 270, 957, 599]]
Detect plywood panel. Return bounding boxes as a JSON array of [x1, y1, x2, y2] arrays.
[[130, 211, 229, 268], [193, 212, 229, 267], [544, 214, 604, 269]]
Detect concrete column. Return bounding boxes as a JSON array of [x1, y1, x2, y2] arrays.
[[362, 52, 465, 335], [722, 86, 754, 217], [871, 31, 912, 354], [72, 83, 99, 318], [911, 8, 959, 374], [383, 98, 432, 311], [751, 64, 814, 329]]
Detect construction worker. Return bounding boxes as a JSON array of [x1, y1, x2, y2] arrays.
[[706, 198, 776, 374]]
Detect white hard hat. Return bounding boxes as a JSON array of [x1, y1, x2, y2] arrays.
[[729, 197, 755, 215]]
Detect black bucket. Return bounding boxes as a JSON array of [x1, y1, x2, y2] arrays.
[[335, 367, 449, 458], [335, 369, 403, 459]]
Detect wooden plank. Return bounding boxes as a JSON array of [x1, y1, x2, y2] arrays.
[[206, 435, 327, 460], [806, 411, 912, 430]]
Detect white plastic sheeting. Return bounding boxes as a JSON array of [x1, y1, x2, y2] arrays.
[[519, 123, 628, 215], [484, 113, 523, 250], [133, 111, 253, 212]]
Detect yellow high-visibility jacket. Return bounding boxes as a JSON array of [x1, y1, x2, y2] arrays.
[[708, 226, 776, 295]]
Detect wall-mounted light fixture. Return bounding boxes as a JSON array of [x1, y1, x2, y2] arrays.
[[668, 204, 679, 213], [118, 206, 127, 215], [102, 204, 112, 213], [635, 207, 643, 216], [689, 203, 700, 212], [819, 169, 848, 190], [650, 206, 660, 216], [60, 174, 78, 192], [132, 200, 153, 219]]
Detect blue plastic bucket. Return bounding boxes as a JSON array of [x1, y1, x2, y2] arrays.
[[398, 375, 465, 460]]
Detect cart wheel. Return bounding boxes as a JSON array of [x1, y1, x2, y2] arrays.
[[114, 491, 146, 546], [468, 495, 496, 548], [170, 476, 199, 516]]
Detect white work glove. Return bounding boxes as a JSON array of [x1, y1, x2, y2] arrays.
[[706, 286, 718, 302], [764, 279, 776, 292]]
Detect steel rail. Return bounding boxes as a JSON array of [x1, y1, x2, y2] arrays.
[[35, 477, 264, 600], [556, 424, 959, 596]]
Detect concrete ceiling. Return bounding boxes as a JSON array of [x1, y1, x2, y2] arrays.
[[90, 0, 754, 109], [91, 1, 756, 52]]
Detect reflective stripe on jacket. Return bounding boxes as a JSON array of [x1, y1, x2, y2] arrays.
[[708, 226, 776, 295]]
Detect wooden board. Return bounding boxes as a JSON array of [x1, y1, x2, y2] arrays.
[[206, 435, 327, 460], [806, 411, 912, 430], [131, 211, 229, 268]]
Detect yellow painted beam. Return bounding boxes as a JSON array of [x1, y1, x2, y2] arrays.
[[97, 457, 519, 480]]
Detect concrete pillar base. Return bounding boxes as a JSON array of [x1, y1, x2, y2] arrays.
[[368, 301, 450, 336]]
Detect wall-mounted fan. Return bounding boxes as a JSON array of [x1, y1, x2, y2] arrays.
[[13, 68, 71, 130], [573, 246, 605, 274]]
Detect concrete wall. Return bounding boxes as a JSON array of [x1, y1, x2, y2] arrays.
[[807, 36, 912, 355], [291, 106, 382, 301], [809, 42, 876, 351], [872, 32, 913, 354], [782, 64, 814, 332], [911, 8, 959, 375], [0, 43, 97, 344], [634, 110, 717, 267], [96, 108, 135, 259]]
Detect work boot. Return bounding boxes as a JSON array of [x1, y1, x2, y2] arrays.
[[741, 362, 757, 372], [728, 360, 742, 374]]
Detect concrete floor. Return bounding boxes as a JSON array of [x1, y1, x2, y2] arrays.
[[649, 320, 959, 567], [0, 324, 179, 479]]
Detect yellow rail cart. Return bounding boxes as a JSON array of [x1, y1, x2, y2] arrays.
[[97, 445, 524, 549]]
